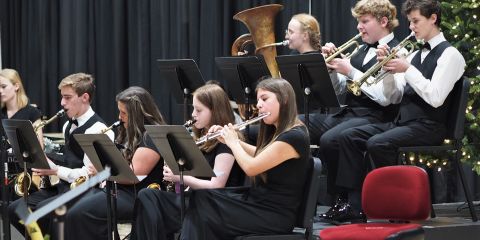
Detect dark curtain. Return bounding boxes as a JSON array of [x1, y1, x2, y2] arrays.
[[1, 0, 478, 203]]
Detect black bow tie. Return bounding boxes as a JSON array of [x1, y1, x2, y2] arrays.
[[364, 42, 379, 51], [69, 119, 78, 126], [421, 42, 431, 50]]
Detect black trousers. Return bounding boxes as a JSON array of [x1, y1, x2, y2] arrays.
[[336, 120, 447, 192], [65, 187, 136, 240], [130, 188, 182, 240]]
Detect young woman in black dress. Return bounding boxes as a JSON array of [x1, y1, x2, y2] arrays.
[[180, 78, 310, 239], [130, 83, 244, 240]]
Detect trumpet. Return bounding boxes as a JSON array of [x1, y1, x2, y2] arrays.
[[33, 109, 65, 132], [324, 33, 362, 63], [100, 121, 122, 134], [346, 32, 416, 96], [195, 112, 270, 145]]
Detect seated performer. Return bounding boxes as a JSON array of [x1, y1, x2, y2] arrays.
[[7, 73, 114, 237], [0, 68, 43, 200], [130, 82, 244, 240], [334, 0, 466, 223], [64, 86, 167, 240], [179, 78, 310, 239], [315, 0, 401, 222]]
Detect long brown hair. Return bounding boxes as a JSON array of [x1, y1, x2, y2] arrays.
[[192, 83, 235, 152], [115, 86, 166, 162]]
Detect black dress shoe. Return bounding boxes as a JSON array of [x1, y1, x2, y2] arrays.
[[328, 203, 367, 225], [315, 198, 347, 222]]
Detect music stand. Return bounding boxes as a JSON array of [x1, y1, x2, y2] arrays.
[[276, 53, 340, 129], [156, 59, 205, 122], [74, 134, 139, 240], [215, 55, 269, 134], [145, 125, 215, 222], [0, 119, 11, 240], [15, 167, 111, 240]]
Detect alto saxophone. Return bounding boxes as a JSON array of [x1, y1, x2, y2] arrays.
[[15, 109, 65, 196]]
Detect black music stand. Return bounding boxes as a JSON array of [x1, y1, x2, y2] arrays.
[[74, 134, 139, 240], [215, 55, 270, 134], [276, 53, 340, 129], [156, 59, 205, 122], [0, 119, 11, 240], [2, 119, 51, 239], [15, 167, 111, 240], [145, 125, 215, 222]]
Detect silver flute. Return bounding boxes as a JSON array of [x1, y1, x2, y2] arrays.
[[195, 112, 270, 145]]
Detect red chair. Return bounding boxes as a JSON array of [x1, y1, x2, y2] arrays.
[[320, 166, 430, 240]]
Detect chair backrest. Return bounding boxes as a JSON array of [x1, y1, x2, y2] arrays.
[[362, 166, 431, 221], [296, 157, 322, 228], [446, 77, 470, 140]]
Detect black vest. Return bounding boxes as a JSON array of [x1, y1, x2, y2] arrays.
[[346, 38, 400, 121], [397, 41, 453, 124], [63, 113, 106, 169]]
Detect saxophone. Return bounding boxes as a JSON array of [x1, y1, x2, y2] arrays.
[[15, 109, 65, 196]]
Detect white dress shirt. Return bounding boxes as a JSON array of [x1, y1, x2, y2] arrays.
[[330, 33, 395, 106], [382, 32, 466, 108], [55, 106, 115, 183]]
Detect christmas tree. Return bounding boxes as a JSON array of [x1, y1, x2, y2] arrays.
[[441, 0, 480, 174]]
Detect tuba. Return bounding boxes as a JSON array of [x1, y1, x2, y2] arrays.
[[231, 4, 284, 78]]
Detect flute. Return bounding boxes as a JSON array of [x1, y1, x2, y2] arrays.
[[195, 112, 270, 145]]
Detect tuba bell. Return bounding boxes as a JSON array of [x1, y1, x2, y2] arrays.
[[231, 4, 284, 78]]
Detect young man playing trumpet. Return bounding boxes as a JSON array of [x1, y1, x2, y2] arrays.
[[312, 0, 401, 223], [7, 73, 114, 238], [334, 0, 465, 224]]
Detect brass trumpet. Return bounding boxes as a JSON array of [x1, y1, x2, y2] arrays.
[[195, 112, 270, 145], [346, 32, 416, 96], [15, 109, 66, 196], [324, 33, 362, 63]]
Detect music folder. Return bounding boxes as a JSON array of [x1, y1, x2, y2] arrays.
[[73, 134, 138, 183], [145, 125, 215, 178], [1, 119, 50, 169]]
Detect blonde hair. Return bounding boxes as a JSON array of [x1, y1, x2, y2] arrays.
[[351, 0, 399, 32], [0, 69, 29, 109], [291, 13, 322, 51]]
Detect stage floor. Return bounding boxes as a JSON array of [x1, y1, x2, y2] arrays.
[[314, 202, 480, 240], [1, 202, 480, 239]]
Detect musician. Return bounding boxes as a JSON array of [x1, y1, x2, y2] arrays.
[[0, 69, 44, 200], [7, 73, 114, 237], [313, 0, 401, 222], [0, 69, 43, 146], [178, 78, 309, 239], [285, 13, 321, 54], [65, 86, 166, 240], [334, 0, 465, 223], [130, 83, 244, 240]]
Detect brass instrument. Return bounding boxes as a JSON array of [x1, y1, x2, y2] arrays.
[[324, 33, 362, 63], [232, 4, 284, 77], [70, 121, 122, 189], [346, 32, 416, 96], [195, 112, 270, 145], [15, 109, 65, 196], [33, 109, 65, 132]]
